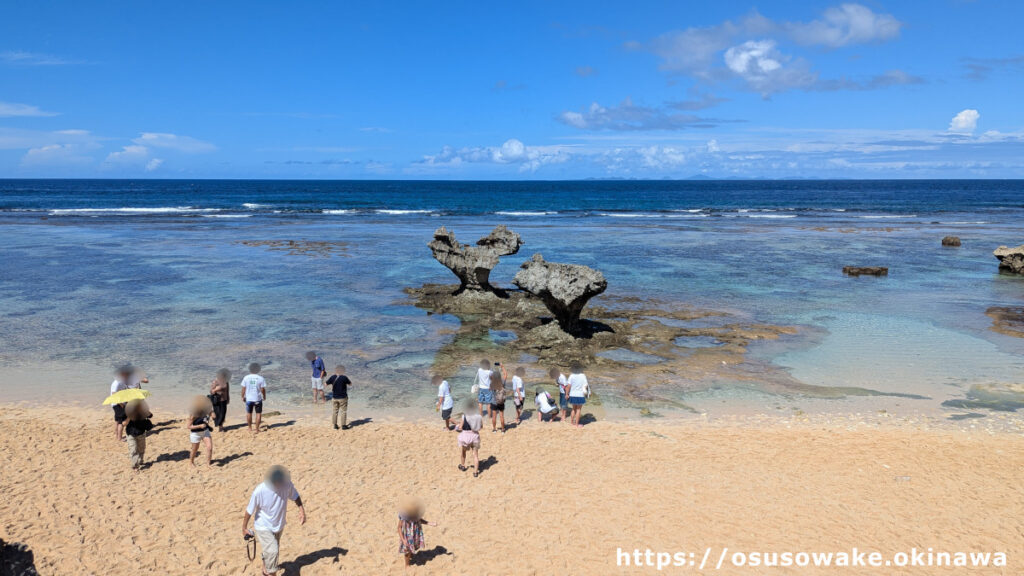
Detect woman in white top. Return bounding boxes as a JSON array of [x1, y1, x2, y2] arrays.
[[534, 388, 560, 422], [511, 367, 526, 422], [566, 363, 590, 428]]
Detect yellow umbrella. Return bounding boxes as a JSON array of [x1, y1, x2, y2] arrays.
[[103, 389, 151, 405]]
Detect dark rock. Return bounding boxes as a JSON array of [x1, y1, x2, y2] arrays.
[[994, 245, 1024, 274], [428, 225, 523, 293], [986, 306, 1024, 338], [842, 266, 888, 277], [512, 254, 607, 334], [941, 236, 961, 247]]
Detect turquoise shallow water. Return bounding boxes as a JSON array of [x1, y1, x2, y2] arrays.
[[0, 179, 1022, 415]]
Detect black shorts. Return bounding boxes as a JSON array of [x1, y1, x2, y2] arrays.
[[245, 401, 263, 414], [491, 402, 505, 411], [514, 398, 524, 408], [441, 407, 452, 420], [112, 404, 127, 423]]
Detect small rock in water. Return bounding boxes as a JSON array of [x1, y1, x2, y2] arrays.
[[842, 266, 888, 277], [994, 244, 1024, 274], [941, 235, 961, 247]]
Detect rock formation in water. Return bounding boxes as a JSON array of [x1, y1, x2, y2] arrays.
[[842, 266, 888, 277], [513, 253, 608, 334], [941, 236, 961, 247], [428, 225, 523, 293], [994, 245, 1024, 274]]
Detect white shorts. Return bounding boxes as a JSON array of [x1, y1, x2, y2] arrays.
[[311, 377, 324, 390], [189, 430, 211, 444]]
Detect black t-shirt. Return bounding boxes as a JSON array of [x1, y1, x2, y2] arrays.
[[327, 374, 351, 399], [126, 418, 153, 437]]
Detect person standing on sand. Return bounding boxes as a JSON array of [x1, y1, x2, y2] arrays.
[[124, 400, 153, 471], [307, 351, 327, 404], [243, 465, 307, 576], [489, 370, 508, 433], [475, 359, 493, 417], [510, 367, 526, 422], [325, 365, 352, 430], [110, 364, 148, 442], [456, 401, 484, 477], [240, 363, 267, 435], [398, 498, 440, 569], [187, 396, 214, 467], [567, 363, 590, 428], [434, 375, 454, 430], [549, 367, 570, 423], [209, 368, 231, 432]]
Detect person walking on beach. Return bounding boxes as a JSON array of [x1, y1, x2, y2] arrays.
[[549, 367, 570, 423], [124, 400, 153, 471], [187, 396, 214, 467], [243, 465, 307, 576], [510, 367, 526, 422], [240, 363, 267, 435], [110, 364, 148, 442], [475, 359, 493, 416], [209, 368, 231, 432], [535, 388, 560, 422], [434, 375, 454, 430], [306, 351, 327, 404], [398, 498, 440, 569], [567, 363, 590, 428], [489, 370, 508, 433], [456, 401, 484, 477], [325, 365, 351, 430]]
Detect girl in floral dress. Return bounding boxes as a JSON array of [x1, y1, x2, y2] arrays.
[[398, 499, 439, 567]]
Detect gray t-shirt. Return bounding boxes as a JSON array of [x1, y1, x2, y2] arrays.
[[462, 413, 483, 432]]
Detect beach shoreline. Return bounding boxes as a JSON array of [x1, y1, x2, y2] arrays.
[[1, 403, 1021, 575]]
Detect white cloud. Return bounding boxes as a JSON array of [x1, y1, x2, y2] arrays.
[[558, 98, 719, 131], [706, 139, 720, 153], [724, 40, 782, 76], [949, 109, 980, 133], [788, 4, 902, 48], [0, 50, 77, 66], [419, 138, 570, 172], [104, 145, 150, 166], [145, 158, 164, 172], [21, 144, 94, 167], [0, 101, 59, 117], [132, 132, 216, 153]]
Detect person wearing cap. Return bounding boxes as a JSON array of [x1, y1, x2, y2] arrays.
[[243, 466, 306, 576], [240, 362, 267, 435], [109, 364, 148, 442], [306, 351, 327, 404]]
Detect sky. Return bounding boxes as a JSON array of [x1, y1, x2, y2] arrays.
[[1, 0, 1023, 179]]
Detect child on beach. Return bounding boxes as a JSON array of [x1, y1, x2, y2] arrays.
[[209, 368, 230, 432], [109, 364, 149, 442], [124, 400, 153, 471], [434, 375, 454, 430], [240, 362, 266, 435], [567, 363, 590, 428], [325, 365, 352, 430], [489, 370, 508, 433], [475, 359, 493, 416], [307, 351, 327, 404], [535, 388, 559, 422], [187, 396, 214, 467], [398, 498, 440, 568], [511, 367, 526, 422], [456, 401, 484, 477], [549, 367, 570, 423]]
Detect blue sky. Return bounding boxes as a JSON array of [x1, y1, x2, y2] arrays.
[[1, 1, 1022, 179]]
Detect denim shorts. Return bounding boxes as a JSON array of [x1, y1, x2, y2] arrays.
[[478, 389, 493, 404], [245, 401, 263, 414], [569, 396, 586, 406]]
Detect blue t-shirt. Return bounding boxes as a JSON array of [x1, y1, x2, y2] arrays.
[[311, 357, 326, 378]]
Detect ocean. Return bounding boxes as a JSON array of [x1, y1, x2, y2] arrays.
[[1, 179, 1022, 418]]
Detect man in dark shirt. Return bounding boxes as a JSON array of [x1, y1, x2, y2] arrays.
[[326, 365, 352, 430]]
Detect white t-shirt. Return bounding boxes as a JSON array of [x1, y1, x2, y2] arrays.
[[568, 373, 589, 398], [511, 375, 524, 397], [536, 391, 555, 413], [476, 368, 492, 390], [556, 373, 568, 395], [247, 481, 299, 533], [110, 375, 142, 395], [438, 380, 454, 410], [241, 374, 266, 403]]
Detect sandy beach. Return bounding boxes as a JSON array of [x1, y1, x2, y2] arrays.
[[1, 404, 1021, 575]]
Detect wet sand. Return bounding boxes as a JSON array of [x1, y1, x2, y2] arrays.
[[1, 404, 1022, 575]]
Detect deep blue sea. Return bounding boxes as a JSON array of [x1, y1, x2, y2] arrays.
[[1, 179, 1022, 416]]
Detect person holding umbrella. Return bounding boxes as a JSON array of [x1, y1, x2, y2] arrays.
[[107, 364, 148, 442], [242, 465, 306, 576]]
